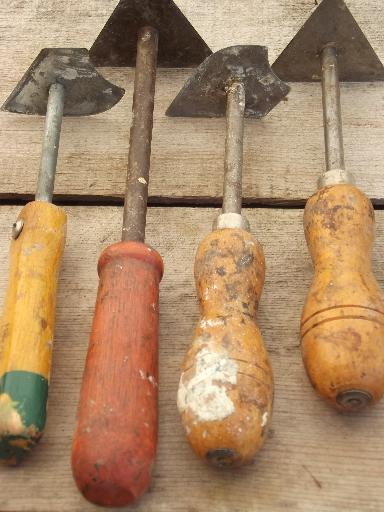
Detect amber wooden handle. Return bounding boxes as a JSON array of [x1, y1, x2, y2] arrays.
[[0, 201, 66, 464], [71, 241, 163, 507], [178, 228, 273, 467], [302, 184, 384, 411]]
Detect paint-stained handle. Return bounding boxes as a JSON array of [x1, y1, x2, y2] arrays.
[[302, 184, 384, 411], [178, 228, 273, 467], [0, 201, 66, 464], [72, 241, 163, 507]]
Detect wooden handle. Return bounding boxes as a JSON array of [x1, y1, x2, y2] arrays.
[[178, 228, 273, 467], [0, 201, 66, 464], [302, 184, 384, 411], [71, 241, 163, 507]]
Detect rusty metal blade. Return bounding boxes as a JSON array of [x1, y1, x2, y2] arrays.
[[2, 48, 125, 116], [166, 46, 290, 119], [272, 0, 384, 82], [89, 0, 211, 67]]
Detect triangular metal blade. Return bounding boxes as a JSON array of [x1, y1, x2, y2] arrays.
[[90, 0, 212, 67], [2, 48, 125, 116], [272, 0, 384, 82], [166, 46, 290, 119]]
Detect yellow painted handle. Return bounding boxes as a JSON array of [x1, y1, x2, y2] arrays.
[[302, 184, 384, 411], [0, 201, 66, 464], [178, 228, 273, 467]]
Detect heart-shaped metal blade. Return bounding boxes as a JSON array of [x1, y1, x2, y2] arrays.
[[166, 46, 290, 119], [2, 48, 125, 116]]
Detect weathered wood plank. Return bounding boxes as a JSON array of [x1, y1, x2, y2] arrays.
[[0, 0, 383, 203], [0, 205, 383, 511]]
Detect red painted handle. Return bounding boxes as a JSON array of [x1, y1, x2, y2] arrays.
[[71, 241, 163, 507]]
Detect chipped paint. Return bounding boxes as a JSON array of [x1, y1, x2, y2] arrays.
[[0, 394, 24, 435], [199, 318, 225, 329], [148, 375, 157, 387], [261, 411, 269, 428], [178, 347, 237, 422]]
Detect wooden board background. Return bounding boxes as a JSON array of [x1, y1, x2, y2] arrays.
[[0, 0, 384, 511], [0, 0, 383, 204]]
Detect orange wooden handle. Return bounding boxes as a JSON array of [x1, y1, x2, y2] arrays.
[[178, 228, 273, 467], [302, 184, 384, 411], [71, 241, 163, 507]]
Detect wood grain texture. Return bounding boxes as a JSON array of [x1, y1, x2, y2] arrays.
[[0, 0, 383, 203], [0, 205, 383, 511], [0, 201, 66, 464], [302, 185, 384, 411], [72, 241, 163, 507], [0, 202, 66, 378], [179, 228, 273, 468]]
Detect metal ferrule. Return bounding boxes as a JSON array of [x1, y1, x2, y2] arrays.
[[318, 168, 356, 189], [213, 213, 250, 231]]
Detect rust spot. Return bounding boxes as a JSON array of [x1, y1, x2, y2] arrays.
[[222, 334, 232, 349], [225, 282, 240, 300]]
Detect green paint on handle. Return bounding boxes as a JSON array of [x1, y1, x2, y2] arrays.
[[0, 371, 48, 464]]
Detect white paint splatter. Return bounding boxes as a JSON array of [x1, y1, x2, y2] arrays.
[[139, 369, 146, 380], [199, 318, 225, 329], [138, 177, 147, 185], [261, 412, 269, 428], [177, 347, 237, 423]]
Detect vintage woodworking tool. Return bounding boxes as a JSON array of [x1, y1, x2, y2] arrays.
[[71, 1, 211, 507], [273, 0, 384, 411], [0, 48, 124, 465], [167, 46, 289, 467]]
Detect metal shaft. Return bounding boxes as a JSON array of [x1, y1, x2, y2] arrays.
[[36, 83, 65, 202], [122, 26, 159, 242], [321, 45, 345, 172], [222, 81, 245, 215]]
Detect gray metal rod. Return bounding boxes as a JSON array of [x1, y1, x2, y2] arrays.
[[222, 81, 245, 215], [36, 83, 65, 202], [122, 26, 159, 242], [321, 45, 345, 172]]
